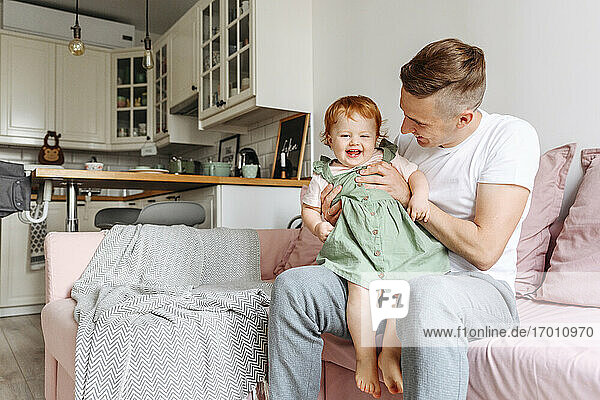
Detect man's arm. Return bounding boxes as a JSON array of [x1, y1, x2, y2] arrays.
[[355, 163, 529, 270], [421, 183, 529, 270]]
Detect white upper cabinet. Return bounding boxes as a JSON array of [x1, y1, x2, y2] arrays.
[[0, 35, 56, 142], [195, 0, 312, 132], [170, 5, 199, 107], [56, 45, 110, 144]]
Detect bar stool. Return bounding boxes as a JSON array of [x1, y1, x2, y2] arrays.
[[94, 201, 205, 229]]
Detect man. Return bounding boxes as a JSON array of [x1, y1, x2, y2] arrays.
[[268, 38, 540, 399]]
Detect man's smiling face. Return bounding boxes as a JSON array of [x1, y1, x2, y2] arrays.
[[399, 87, 457, 148]]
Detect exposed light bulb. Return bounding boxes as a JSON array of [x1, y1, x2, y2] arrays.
[[142, 36, 154, 70], [69, 37, 85, 56], [142, 49, 154, 70], [69, 0, 84, 56]]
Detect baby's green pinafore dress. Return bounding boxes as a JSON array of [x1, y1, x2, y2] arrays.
[[315, 139, 449, 288]]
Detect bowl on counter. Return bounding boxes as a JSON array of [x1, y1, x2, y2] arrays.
[[200, 161, 232, 177]]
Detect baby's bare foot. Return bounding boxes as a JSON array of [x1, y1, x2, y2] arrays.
[[378, 348, 403, 394], [355, 356, 381, 398]]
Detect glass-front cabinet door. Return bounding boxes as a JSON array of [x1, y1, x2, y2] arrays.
[[155, 42, 168, 139], [199, 0, 252, 120], [113, 52, 150, 142], [200, 0, 222, 113], [226, 0, 251, 100]]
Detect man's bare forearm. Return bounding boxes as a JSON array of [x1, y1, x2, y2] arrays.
[[419, 202, 496, 270]]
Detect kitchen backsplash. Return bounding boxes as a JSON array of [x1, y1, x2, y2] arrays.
[[180, 111, 313, 179], [0, 146, 169, 172]]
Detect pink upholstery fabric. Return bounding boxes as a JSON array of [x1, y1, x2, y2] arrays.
[[275, 225, 323, 275], [537, 149, 600, 306], [468, 298, 600, 399], [41, 299, 77, 380], [56, 365, 75, 400], [515, 143, 576, 296], [261, 229, 300, 278], [323, 299, 600, 400], [44, 232, 105, 302]]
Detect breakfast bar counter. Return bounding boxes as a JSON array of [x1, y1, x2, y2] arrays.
[[31, 169, 309, 231]]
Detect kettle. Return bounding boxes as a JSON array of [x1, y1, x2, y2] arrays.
[[236, 148, 261, 177]]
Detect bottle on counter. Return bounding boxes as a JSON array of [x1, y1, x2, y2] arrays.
[[280, 151, 286, 179]]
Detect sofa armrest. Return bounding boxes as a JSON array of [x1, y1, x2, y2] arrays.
[[257, 229, 299, 281], [44, 232, 105, 303]]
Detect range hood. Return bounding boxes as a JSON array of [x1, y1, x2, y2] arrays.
[[170, 93, 198, 117]]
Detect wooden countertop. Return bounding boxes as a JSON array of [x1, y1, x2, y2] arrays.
[[31, 169, 310, 191]]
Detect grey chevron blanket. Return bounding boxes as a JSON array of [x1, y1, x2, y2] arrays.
[[71, 225, 272, 400]]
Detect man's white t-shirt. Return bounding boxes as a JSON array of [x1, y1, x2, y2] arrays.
[[396, 109, 540, 293]]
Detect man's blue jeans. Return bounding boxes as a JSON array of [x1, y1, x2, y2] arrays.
[[267, 266, 518, 399]]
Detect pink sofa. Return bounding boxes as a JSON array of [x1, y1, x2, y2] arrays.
[[42, 229, 600, 400]]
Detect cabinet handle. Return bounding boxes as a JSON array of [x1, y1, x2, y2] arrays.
[[191, 85, 197, 91], [166, 195, 181, 201]]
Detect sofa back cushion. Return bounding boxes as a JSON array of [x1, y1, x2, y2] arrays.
[[258, 229, 301, 280], [536, 149, 600, 306], [515, 143, 576, 296], [274, 226, 323, 275]]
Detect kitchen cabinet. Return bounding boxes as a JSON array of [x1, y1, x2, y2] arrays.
[[56, 45, 110, 145], [153, 32, 223, 148], [195, 0, 312, 132], [170, 5, 199, 109], [178, 185, 301, 229], [0, 199, 124, 316], [0, 34, 56, 143], [111, 50, 152, 150], [0, 213, 45, 314], [154, 40, 169, 141]]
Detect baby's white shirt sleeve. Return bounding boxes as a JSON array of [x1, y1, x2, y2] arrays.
[[390, 154, 418, 181], [302, 174, 328, 208]]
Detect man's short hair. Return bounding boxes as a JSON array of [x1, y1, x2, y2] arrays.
[[400, 38, 486, 118]]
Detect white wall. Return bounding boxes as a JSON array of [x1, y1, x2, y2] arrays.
[[312, 0, 599, 215]]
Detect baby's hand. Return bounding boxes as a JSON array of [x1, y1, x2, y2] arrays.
[[315, 221, 334, 242], [407, 195, 430, 222]]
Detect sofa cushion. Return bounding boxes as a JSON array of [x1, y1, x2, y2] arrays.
[[41, 298, 77, 380], [275, 226, 323, 275], [257, 229, 300, 279], [515, 143, 575, 297], [322, 299, 600, 399], [536, 148, 600, 306]]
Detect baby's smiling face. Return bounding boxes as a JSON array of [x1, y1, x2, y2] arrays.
[[327, 113, 378, 168]]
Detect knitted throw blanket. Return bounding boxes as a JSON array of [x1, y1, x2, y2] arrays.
[[71, 225, 271, 400]]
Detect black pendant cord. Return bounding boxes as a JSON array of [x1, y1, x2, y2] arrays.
[[145, 0, 149, 37], [75, 0, 79, 26]]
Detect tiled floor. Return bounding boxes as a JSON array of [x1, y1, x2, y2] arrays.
[[0, 314, 44, 399]]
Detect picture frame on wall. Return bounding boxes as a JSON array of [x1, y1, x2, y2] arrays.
[[218, 134, 240, 164], [272, 113, 310, 180]]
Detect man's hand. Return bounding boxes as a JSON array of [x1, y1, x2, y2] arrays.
[[320, 183, 342, 225], [315, 221, 334, 242], [407, 194, 430, 222], [355, 162, 411, 207]]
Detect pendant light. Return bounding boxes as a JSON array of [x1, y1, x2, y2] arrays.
[[68, 0, 85, 56], [142, 0, 154, 70]]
